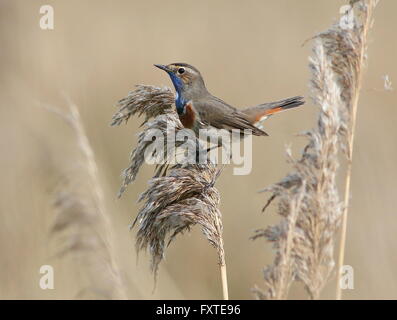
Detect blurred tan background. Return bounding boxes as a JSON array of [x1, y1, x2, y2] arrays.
[[0, 0, 396, 299]]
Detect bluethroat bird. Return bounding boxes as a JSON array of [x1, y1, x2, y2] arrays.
[[154, 63, 304, 137]]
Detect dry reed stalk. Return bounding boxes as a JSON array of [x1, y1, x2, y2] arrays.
[[254, 0, 377, 300], [252, 180, 306, 299], [253, 18, 343, 302], [45, 97, 126, 299], [113, 85, 229, 299], [332, 0, 378, 300]]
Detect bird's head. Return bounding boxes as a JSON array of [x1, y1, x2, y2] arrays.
[[154, 63, 206, 97]]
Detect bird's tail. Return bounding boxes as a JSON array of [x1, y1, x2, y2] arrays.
[[242, 96, 305, 125]]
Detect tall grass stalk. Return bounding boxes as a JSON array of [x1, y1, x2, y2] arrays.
[[336, 0, 378, 300], [253, 0, 378, 300], [45, 97, 126, 299]]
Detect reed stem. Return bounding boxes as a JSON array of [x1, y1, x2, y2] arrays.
[[336, 0, 374, 300], [220, 260, 229, 300], [214, 211, 229, 300]]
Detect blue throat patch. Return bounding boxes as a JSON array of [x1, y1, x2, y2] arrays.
[[168, 72, 185, 115]]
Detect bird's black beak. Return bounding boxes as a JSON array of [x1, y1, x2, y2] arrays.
[[154, 64, 171, 73]]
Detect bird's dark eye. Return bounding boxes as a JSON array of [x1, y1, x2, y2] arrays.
[[177, 67, 185, 74]]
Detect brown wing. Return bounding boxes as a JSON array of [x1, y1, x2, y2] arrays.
[[194, 96, 268, 136]]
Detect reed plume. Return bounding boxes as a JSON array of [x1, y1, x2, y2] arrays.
[[111, 85, 175, 126], [134, 163, 227, 296], [115, 112, 201, 197], [253, 70, 342, 297], [253, 0, 377, 299], [113, 86, 229, 299], [45, 97, 126, 299]]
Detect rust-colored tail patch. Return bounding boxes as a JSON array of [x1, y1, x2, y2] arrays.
[[242, 96, 305, 125], [254, 106, 284, 122]]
